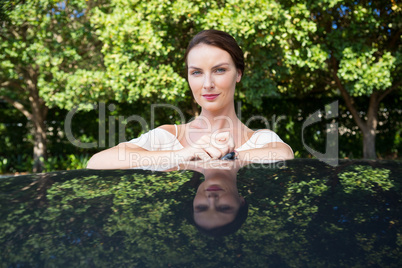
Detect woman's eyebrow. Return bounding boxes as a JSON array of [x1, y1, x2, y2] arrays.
[[212, 63, 230, 68], [188, 63, 230, 69]]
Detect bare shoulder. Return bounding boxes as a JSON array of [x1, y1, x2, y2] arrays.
[[116, 142, 145, 150], [246, 128, 273, 139], [157, 124, 176, 136], [254, 129, 274, 133], [241, 125, 256, 140]]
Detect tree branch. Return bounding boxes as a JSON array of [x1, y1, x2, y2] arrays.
[[0, 80, 27, 101], [378, 81, 402, 104], [10, 27, 21, 39], [1, 81, 14, 87], [389, 29, 401, 51], [330, 56, 366, 131], [0, 95, 32, 120]]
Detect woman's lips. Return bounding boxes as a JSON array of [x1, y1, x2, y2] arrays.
[[202, 94, 220, 100], [206, 185, 223, 191]]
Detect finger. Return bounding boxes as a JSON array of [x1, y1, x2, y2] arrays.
[[204, 146, 223, 159], [212, 132, 230, 150], [220, 145, 232, 157], [222, 136, 235, 155], [215, 131, 230, 141], [194, 150, 212, 161], [214, 139, 233, 157], [226, 135, 235, 152], [194, 135, 211, 149], [196, 134, 227, 156]]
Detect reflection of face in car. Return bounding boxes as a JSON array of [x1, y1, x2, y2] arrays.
[[193, 170, 245, 230]]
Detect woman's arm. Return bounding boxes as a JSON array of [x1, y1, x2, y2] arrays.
[[236, 142, 294, 163], [87, 132, 236, 169], [86, 143, 180, 169]]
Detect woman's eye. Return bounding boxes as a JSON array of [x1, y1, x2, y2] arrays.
[[215, 68, 226, 73], [191, 70, 201, 75], [195, 205, 208, 212], [218, 205, 232, 212]]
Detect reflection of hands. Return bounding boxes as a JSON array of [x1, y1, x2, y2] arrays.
[[185, 159, 237, 171], [163, 160, 236, 172], [179, 132, 235, 161]]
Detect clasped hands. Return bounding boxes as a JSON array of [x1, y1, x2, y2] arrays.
[[179, 132, 236, 161]]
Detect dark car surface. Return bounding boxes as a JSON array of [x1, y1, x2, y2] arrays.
[[1, 159, 401, 267]]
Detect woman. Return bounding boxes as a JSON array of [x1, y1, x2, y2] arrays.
[[87, 30, 293, 169]]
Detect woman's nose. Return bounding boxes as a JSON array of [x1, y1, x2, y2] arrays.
[[203, 74, 214, 90], [207, 192, 219, 198]]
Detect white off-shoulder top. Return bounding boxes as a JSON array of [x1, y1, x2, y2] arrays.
[[125, 125, 287, 152]]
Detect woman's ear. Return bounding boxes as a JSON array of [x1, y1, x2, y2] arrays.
[[236, 69, 242, 83]]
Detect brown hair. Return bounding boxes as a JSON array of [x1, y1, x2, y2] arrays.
[[184, 29, 245, 76]]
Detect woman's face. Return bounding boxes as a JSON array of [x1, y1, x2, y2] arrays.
[[193, 172, 244, 229], [187, 44, 242, 112]]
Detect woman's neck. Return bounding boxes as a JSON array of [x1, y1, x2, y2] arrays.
[[195, 105, 241, 132]]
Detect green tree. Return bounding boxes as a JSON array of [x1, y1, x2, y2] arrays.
[[0, 0, 105, 172], [89, 0, 292, 111], [1, 0, 399, 172], [92, 0, 401, 158], [275, 0, 401, 158]]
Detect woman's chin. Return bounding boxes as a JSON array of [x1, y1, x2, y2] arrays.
[[198, 101, 228, 112]]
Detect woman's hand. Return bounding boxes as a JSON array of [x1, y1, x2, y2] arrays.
[[179, 132, 235, 161]]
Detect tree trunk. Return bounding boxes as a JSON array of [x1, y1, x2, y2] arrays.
[[1, 90, 48, 172], [362, 129, 376, 159], [331, 59, 388, 159], [32, 115, 47, 173], [27, 70, 48, 173], [340, 93, 378, 159], [362, 92, 380, 159]]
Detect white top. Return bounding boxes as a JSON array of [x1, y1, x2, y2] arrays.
[[125, 126, 287, 152]]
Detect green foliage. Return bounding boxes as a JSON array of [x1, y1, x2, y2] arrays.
[[89, 0, 293, 107], [43, 154, 90, 172], [1, 0, 401, 170], [90, 0, 190, 106], [339, 165, 393, 194], [0, 154, 90, 173], [0, 154, 33, 174], [339, 49, 396, 96], [0, 0, 105, 108], [283, 0, 400, 96], [0, 158, 9, 174]]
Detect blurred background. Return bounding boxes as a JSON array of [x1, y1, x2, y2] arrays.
[[0, 0, 401, 174]]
